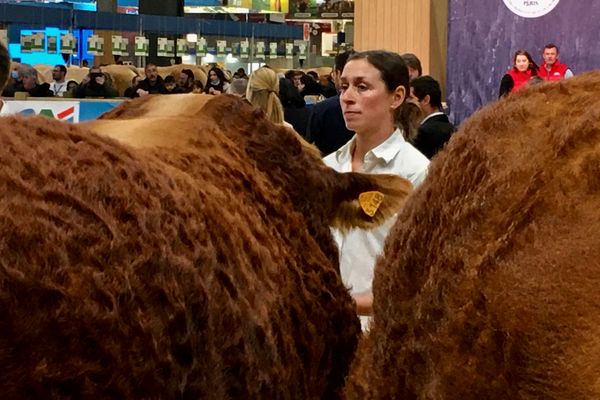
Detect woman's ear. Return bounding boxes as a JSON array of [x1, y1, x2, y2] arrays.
[[391, 86, 406, 110]]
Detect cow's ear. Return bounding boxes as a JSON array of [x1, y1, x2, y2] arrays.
[[331, 172, 413, 231]]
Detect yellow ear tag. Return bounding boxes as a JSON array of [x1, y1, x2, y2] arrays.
[[358, 191, 384, 217]]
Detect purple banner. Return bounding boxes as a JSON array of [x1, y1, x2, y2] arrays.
[[447, 0, 600, 125]]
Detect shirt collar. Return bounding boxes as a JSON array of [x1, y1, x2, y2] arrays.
[[421, 111, 445, 125], [333, 128, 406, 166]]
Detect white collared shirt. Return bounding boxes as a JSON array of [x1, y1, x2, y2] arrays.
[[324, 128, 429, 297]]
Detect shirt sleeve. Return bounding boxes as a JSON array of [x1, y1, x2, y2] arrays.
[[565, 69, 574, 78]]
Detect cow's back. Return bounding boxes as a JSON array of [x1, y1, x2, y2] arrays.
[[363, 71, 600, 399]]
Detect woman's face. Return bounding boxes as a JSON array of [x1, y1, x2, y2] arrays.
[[339, 59, 403, 134], [209, 70, 218, 83], [515, 54, 530, 72]]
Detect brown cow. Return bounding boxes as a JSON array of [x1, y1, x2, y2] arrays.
[[357, 71, 600, 399], [0, 44, 412, 399]]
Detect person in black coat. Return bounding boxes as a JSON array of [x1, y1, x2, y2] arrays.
[[135, 64, 166, 97], [306, 51, 356, 156], [74, 67, 118, 98], [410, 75, 455, 159]]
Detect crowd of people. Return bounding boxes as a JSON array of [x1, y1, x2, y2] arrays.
[[499, 43, 573, 97]]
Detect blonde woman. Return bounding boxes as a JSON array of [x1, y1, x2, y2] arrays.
[[246, 67, 289, 127]]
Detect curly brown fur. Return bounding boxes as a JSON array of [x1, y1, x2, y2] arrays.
[[0, 112, 366, 399], [361, 71, 600, 399]]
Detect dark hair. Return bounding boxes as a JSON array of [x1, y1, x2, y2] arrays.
[[307, 71, 318, 80], [54, 64, 67, 75], [284, 70, 303, 80], [193, 80, 204, 90], [0, 42, 9, 90], [334, 50, 356, 73], [66, 80, 79, 91], [181, 68, 194, 83], [164, 75, 176, 84], [543, 43, 559, 52], [207, 66, 227, 83], [513, 49, 539, 75], [348, 50, 418, 137], [411, 75, 443, 109], [401, 53, 422, 77]]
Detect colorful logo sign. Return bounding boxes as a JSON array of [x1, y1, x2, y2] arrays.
[[2, 101, 80, 122], [502, 0, 560, 18]]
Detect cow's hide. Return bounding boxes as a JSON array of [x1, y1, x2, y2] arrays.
[[360, 71, 600, 399], [0, 92, 412, 399]]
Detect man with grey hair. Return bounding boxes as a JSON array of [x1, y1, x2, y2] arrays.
[[12, 64, 53, 97]]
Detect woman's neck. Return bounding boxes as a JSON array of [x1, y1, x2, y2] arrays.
[[351, 121, 396, 171]]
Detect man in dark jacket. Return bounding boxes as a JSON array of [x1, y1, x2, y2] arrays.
[[410, 75, 455, 159], [135, 63, 165, 96], [306, 51, 355, 156]]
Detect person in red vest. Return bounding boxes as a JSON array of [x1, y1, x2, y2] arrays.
[[538, 43, 574, 81], [498, 49, 539, 97]]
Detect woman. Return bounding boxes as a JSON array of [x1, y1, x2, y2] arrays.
[[323, 50, 429, 329], [204, 66, 229, 95], [246, 67, 288, 126], [498, 50, 539, 98]]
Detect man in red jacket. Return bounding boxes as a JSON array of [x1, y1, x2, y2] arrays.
[[539, 43, 574, 81]]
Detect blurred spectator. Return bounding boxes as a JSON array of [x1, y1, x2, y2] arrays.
[[538, 43, 573, 81], [300, 72, 322, 97], [177, 69, 195, 93], [74, 66, 117, 98], [498, 50, 539, 98], [285, 70, 305, 92], [1, 65, 23, 97], [233, 67, 248, 80], [246, 67, 286, 125], [204, 66, 229, 95], [401, 53, 422, 80], [319, 73, 337, 98], [192, 80, 204, 93], [124, 75, 142, 98], [306, 50, 356, 155], [135, 63, 165, 97], [19, 65, 53, 97], [64, 80, 79, 97], [49, 65, 68, 97], [227, 78, 248, 98], [163, 75, 184, 94], [410, 75, 455, 159], [279, 76, 309, 137]]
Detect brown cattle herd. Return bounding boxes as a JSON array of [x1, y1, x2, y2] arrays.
[[2, 42, 600, 399]]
